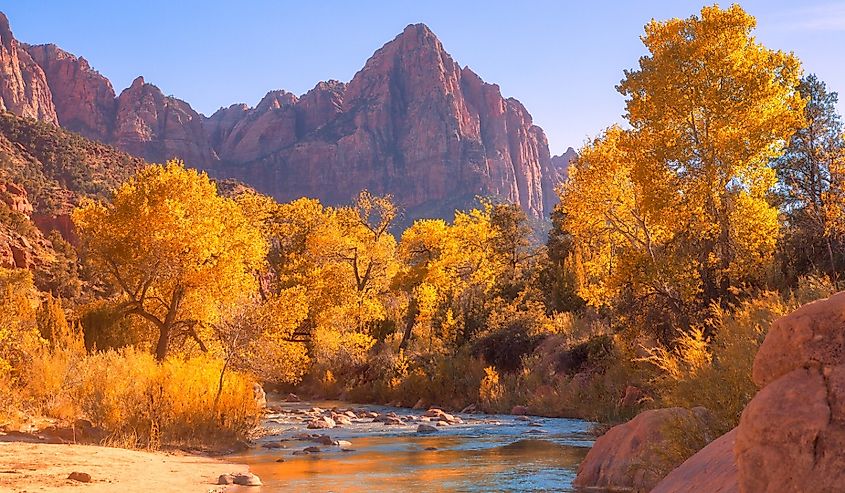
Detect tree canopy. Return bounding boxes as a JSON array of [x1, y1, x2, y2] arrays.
[[559, 4, 806, 339], [73, 161, 267, 360]]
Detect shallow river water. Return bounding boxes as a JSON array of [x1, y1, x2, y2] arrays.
[[226, 400, 594, 492]]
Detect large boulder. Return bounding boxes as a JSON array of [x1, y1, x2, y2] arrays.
[[752, 291, 845, 388], [574, 407, 710, 493], [730, 292, 845, 492], [633, 291, 845, 492], [651, 428, 739, 493], [735, 365, 845, 493]]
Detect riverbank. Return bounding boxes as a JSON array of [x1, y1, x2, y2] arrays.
[[0, 439, 250, 492]]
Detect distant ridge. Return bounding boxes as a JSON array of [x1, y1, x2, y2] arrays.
[[0, 14, 570, 221]]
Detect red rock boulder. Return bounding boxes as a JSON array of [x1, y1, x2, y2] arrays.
[[734, 366, 843, 493], [651, 428, 739, 493], [574, 407, 711, 493], [752, 291, 845, 388], [729, 291, 845, 492]]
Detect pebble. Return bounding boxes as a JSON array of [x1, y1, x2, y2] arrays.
[[68, 472, 91, 483]]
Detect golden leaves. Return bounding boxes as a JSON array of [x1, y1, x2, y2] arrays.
[[73, 161, 268, 357], [559, 4, 804, 315]]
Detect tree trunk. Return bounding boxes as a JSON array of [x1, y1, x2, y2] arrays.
[[154, 287, 184, 361], [826, 236, 838, 283], [155, 323, 171, 361], [213, 356, 231, 414], [399, 302, 418, 350]]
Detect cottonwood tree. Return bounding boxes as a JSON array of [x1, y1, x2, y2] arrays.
[[396, 203, 512, 351], [212, 287, 309, 411], [248, 191, 399, 375], [74, 161, 267, 360], [560, 5, 806, 339]]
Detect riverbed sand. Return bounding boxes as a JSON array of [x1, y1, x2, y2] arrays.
[[0, 441, 250, 492]]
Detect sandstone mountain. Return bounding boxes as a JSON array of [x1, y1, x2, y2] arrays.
[[0, 13, 568, 221], [551, 147, 576, 180], [0, 13, 56, 124]]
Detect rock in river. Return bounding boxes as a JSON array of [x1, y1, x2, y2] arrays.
[[233, 472, 262, 486], [307, 416, 336, 429], [417, 424, 438, 433]]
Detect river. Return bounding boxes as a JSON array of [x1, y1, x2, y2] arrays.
[[226, 400, 594, 492]]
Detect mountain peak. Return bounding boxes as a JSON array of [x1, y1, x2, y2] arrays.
[[370, 22, 444, 61], [130, 75, 146, 88], [0, 12, 13, 50], [401, 23, 435, 37], [256, 90, 297, 111], [345, 21, 455, 107]]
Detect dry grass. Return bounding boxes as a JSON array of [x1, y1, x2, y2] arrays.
[[11, 347, 261, 450]]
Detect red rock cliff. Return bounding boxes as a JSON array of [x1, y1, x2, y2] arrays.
[[114, 76, 217, 166], [1, 14, 565, 221], [205, 24, 561, 219], [0, 13, 56, 124], [24, 43, 116, 141]]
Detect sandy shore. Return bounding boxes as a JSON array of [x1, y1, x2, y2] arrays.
[[0, 441, 251, 492]]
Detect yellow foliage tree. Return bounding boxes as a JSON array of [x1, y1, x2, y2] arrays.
[[73, 161, 268, 360], [559, 5, 805, 337], [255, 191, 398, 371], [0, 268, 42, 382], [396, 203, 508, 350]]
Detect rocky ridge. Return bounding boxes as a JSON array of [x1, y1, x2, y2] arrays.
[[0, 13, 56, 124], [0, 13, 569, 221]]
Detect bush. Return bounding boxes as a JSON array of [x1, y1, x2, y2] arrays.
[[556, 334, 614, 375], [311, 327, 376, 383], [15, 348, 260, 450], [0, 268, 42, 385], [347, 348, 488, 411], [473, 323, 543, 372], [644, 291, 796, 436], [472, 301, 551, 372], [478, 366, 505, 411]]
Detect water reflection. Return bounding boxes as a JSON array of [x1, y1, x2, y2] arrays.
[[227, 401, 593, 492]]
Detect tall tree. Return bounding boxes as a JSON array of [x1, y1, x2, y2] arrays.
[[560, 5, 806, 338], [490, 203, 535, 299], [775, 74, 845, 280], [74, 161, 267, 360]]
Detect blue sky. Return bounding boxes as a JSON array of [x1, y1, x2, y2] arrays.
[[5, 1, 845, 155]]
